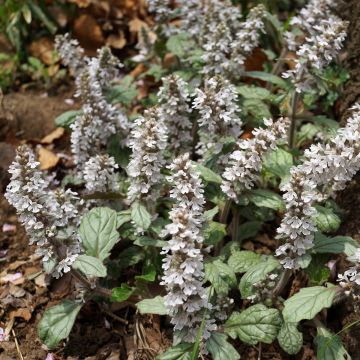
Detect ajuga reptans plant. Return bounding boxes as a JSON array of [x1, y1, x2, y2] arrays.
[[5, 1, 359, 358]]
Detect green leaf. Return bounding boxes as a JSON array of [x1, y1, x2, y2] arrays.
[[225, 304, 282, 345], [38, 300, 82, 349], [157, 343, 192, 360], [204, 206, 219, 221], [305, 254, 330, 285], [239, 257, 280, 298], [134, 236, 167, 247], [43, 257, 57, 274], [206, 332, 240, 360], [248, 189, 285, 211], [204, 259, 237, 295], [313, 233, 358, 256], [244, 71, 288, 88], [131, 202, 152, 231], [166, 33, 193, 57], [263, 148, 293, 180], [28, 2, 57, 34], [314, 205, 341, 233], [117, 210, 132, 228], [72, 255, 107, 278], [297, 254, 312, 269], [22, 4, 32, 24], [137, 296, 167, 315], [277, 322, 303, 355], [243, 99, 272, 121], [193, 163, 222, 184], [107, 84, 138, 106], [236, 85, 271, 100], [228, 251, 262, 274], [79, 207, 119, 261], [117, 246, 145, 269], [111, 284, 134, 302], [204, 221, 227, 245], [54, 110, 82, 128], [315, 327, 351, 360], [237, 221, 263, 242], [135, 264, 156, 282], [282, 286, 338, 323]]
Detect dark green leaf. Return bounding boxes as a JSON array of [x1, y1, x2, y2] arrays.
[[313, 233, 357, 256], [239, 257, 280, 298], [315, 327, 350, 360], [137, 296, 167, 315], [79, 207, 119, 261], [206, 332, 240, 360], [131, 202, 152, 231], [248, 189, 285, 211], [72, 255, 107, 278], [228, 251, 262, 274], [204, 221, 227, 245], [282, 286, 338, 323], [277, 322, 303, 355], [54, 110, 82, 128], [314, 205, 341, 233], [157, 343, 192, 360], [244, 71, 288, 88], [225, 304, 282, 345], [111, 284, 134, 302], [205, 259, 237, 295], [38, 300, 82, 349], [193, 163, 222, 184]]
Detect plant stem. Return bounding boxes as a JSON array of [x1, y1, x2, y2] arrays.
[[71, 269, 112, 298], [272, 268, 292, 297], [214, 200, 232, 256], [288, 90, 300, 149]]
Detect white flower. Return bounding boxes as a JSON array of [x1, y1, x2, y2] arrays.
[[276, 104, 360, 268], [158, 74, 193, 154], [84, 154, 119, 193], [222, 117, 290, 201], [282, 1, 348, 93], [193, 76, 242, 160], [5, 146, 82, 277], [126, 107, 168, 204], [70, 47, 130, 174], [161, 153, 215, 342], [55, 33, 85, 77]]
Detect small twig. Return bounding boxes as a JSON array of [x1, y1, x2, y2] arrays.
[[101, 307, 128, 325], [12, 329, 24, 360]]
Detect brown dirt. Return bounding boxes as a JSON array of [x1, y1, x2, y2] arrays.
[[337, 0, 360, 123]]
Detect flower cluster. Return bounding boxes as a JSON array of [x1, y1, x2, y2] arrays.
[[158, 74, 193, 154], [83, 154, 119, 193], [126, 107, 168, 204], [177, 0, 203, 36], [5, 146, 82, 278], [222, 117, 290, 201], [200, 3, 265, 77], [338, 249, 360, 304], [55, 33, 85, 77], [193, 76, 242, 159], [283, 1, 348, 92], [70, 47, 129, 174], [160, 153, 216, 343], [147, 0, 175, 36], [230, 5, 266, 71], [276, 104, 360, 268]]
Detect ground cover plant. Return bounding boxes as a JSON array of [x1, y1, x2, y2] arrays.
[[2, 0, 360, 358]]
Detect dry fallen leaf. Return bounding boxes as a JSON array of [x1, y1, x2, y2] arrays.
[[9, 308, 32, 322], [74, 14, 105, 53], [38, 147, 60, 170], [0, 273, 23, 285], [130, 63, 148, 79], [28, 37, 55, 65], [41, 127, 65, 144], [106, 31, 127, 49], [69, 0, 91, 7]]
